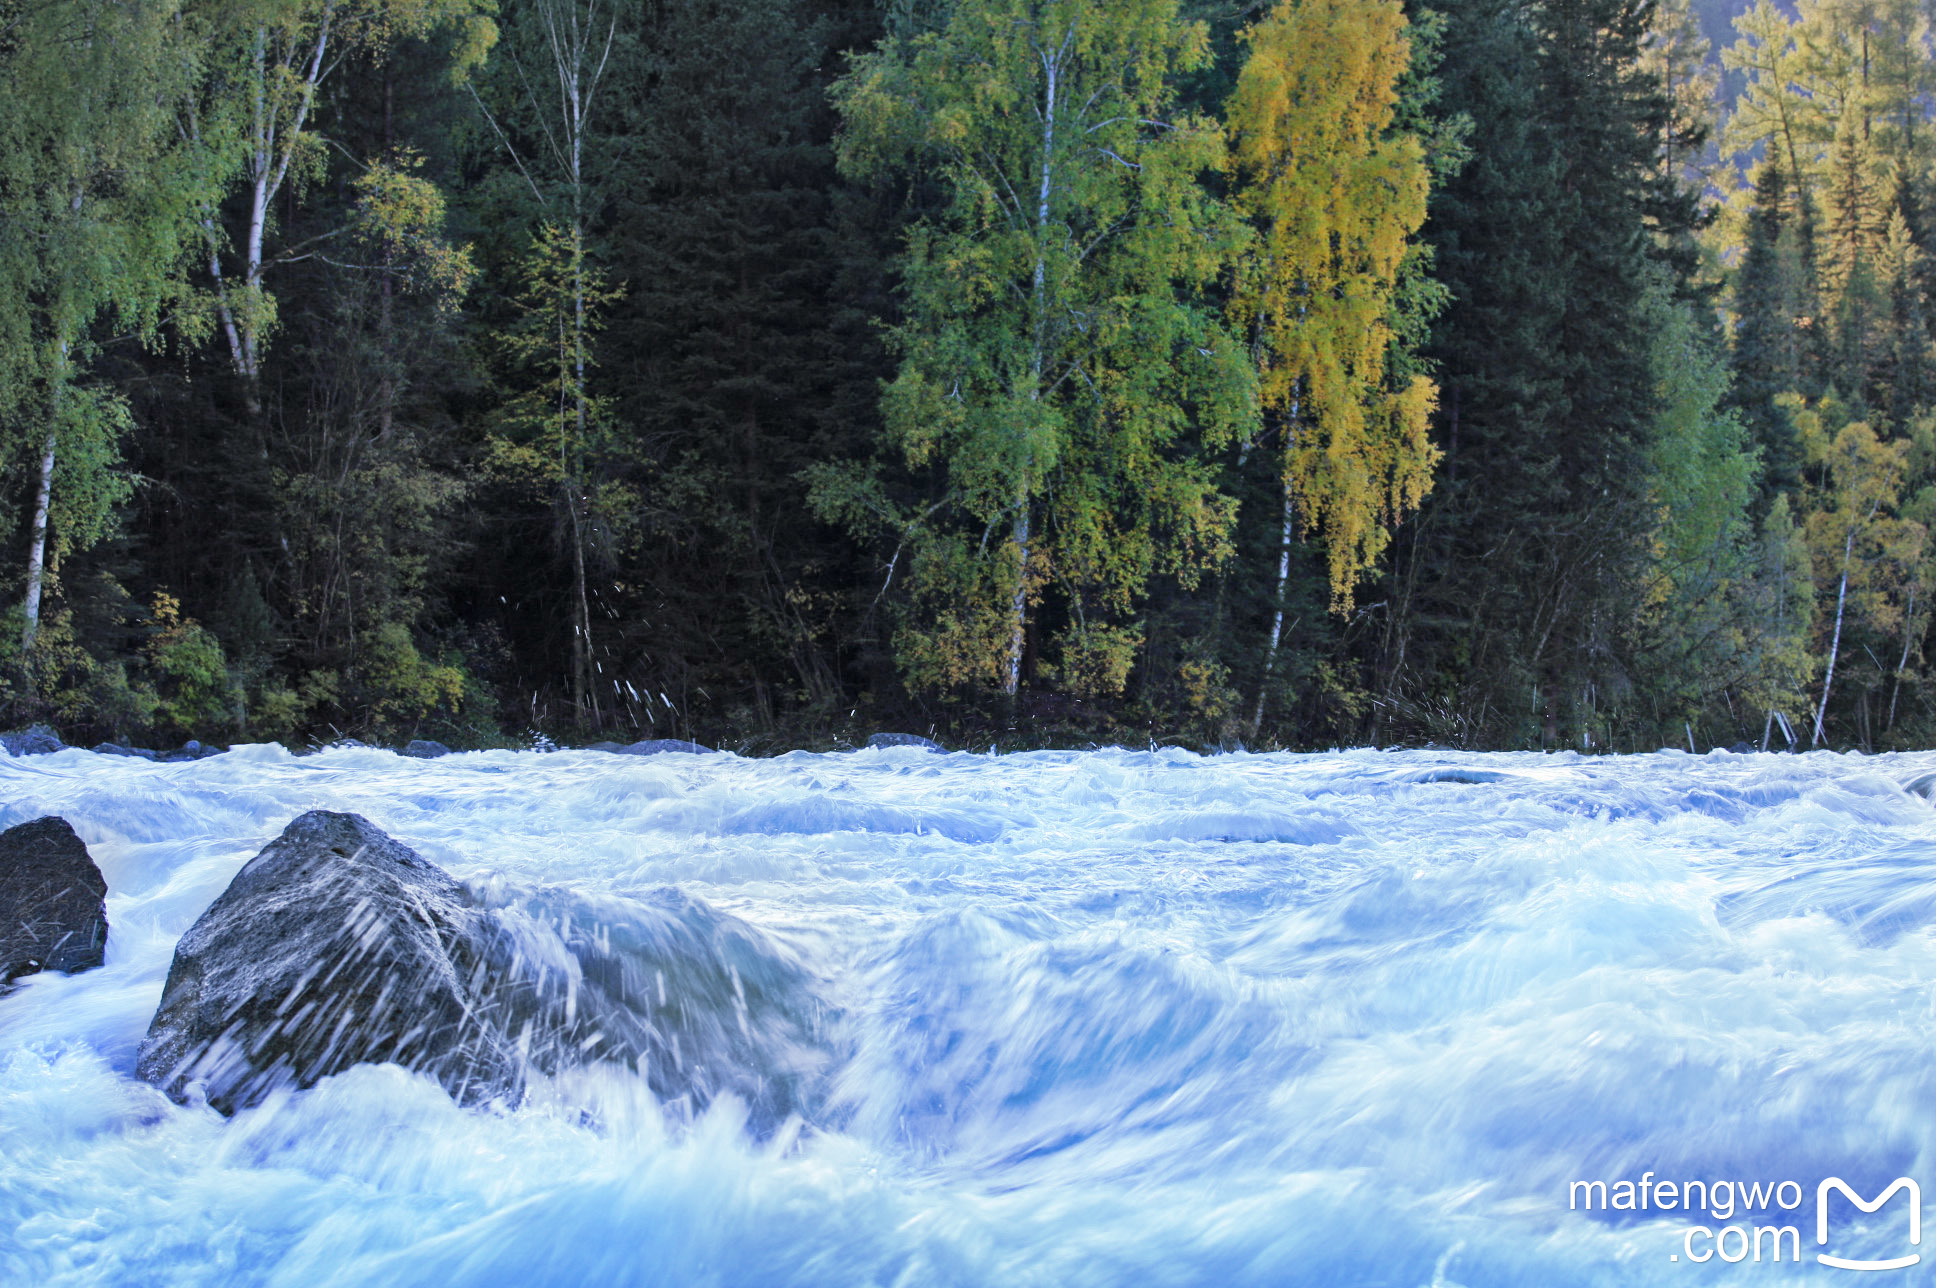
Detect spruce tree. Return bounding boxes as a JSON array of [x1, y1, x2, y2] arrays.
[[1731, 160, 1809, 503], [1378, 0, 1689, 746]]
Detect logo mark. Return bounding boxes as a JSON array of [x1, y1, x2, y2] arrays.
[[1817, 1178, 1922, 1272]]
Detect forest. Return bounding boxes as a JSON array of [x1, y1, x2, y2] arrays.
[[0, 0, 1930, 754]]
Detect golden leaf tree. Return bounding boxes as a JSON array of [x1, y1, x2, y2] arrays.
[[1225, 0, 1438, 727]]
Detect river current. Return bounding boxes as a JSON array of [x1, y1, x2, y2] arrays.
[[4, 743, 1934, 1286]]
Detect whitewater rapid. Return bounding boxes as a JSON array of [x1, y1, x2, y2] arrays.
[[3, 743, 1934, 1285]]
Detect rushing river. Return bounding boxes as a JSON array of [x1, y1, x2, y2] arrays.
[[4, 743, 1935, 1286]]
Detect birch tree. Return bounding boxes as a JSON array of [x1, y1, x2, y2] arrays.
[[0, 0, 226, 659], [1224, 0, 1436, 730], [192, 0, 494, 395], [471, 0, 621, 727], [830, 0, 1252, 700]]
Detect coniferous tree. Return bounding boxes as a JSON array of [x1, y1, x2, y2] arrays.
[[594, 0, 883, 733], [1379, 0, 1689, 746], [1731, 161, 1810, 503]]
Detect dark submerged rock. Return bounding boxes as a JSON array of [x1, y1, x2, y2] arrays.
[[581, 741, 628, 753], [0, 817, 108, 987], [2, 724, 65, 756], [138, 811, 832, 1126], [866, 732, 943, 752], [612, 738, 713, 755], [401, 739, 452, 759], [161, 740, 223, 762], [91, 742, 159, 760]]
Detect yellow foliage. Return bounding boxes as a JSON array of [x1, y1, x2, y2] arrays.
[[1226, 0, 1438, 609]]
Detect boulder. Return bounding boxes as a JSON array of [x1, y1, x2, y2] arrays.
[[2, 724, 65, 756], [582, 740, 628, 753], [136, 811, 525, 1113], [161, 740, 222, 762], [401, 739, 452, 759], [612, 738, 712, 755], [0, 817, 108, 987], [137, 811, 832, 1126], [866, 732, 943, 752]]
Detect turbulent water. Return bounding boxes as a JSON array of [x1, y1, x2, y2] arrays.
[[5, 744, 1936, 1286]]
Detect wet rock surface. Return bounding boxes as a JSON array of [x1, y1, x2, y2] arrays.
[[0, 817, 108, 987], [473, 882, 835, 1131], [2, 724, 65, 756], [137, 810, 833, 1125], [91, 743, 160, 760], [136, 811, 523, 1113], [402, 740, 452, 759]]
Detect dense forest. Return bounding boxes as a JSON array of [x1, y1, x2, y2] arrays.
[[1, 0, 1933, 753]]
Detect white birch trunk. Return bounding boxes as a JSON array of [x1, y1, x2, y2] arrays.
[[21, 429, 57, 653], [1251, 472, 1296, 734], [1812, 523, 1860, 746], [1006, 36, 1063, 699]]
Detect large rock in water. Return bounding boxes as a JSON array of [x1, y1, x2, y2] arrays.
[[0, 817, 108, 987], [136, 812, 523, 1112], [137, 811, 832, 1125]]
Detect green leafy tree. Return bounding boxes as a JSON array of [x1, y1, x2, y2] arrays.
[[190, 0, 495, 396], [468, 0, 626, 729], [829, 0, 1253, 700], [486, 221, 628, 723], [0, 0, 239, 667], [1787, 395, 1925, 743]]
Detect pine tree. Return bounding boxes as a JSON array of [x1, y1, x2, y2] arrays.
[[1819, 107, 1889, 407], [595, 0, 879, 731]]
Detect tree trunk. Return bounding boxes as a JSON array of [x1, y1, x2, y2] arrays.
[[1006, 35, 1062, 701], [1812, 523, 1859, 746], [1005, 499, 1030, 698], [568, 487, 594, 728], [21, 428, 57, 653], [1252, 390, 1303, 735], [1252, 471, 1296, 735], [1888, 586, 1916, 732]]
